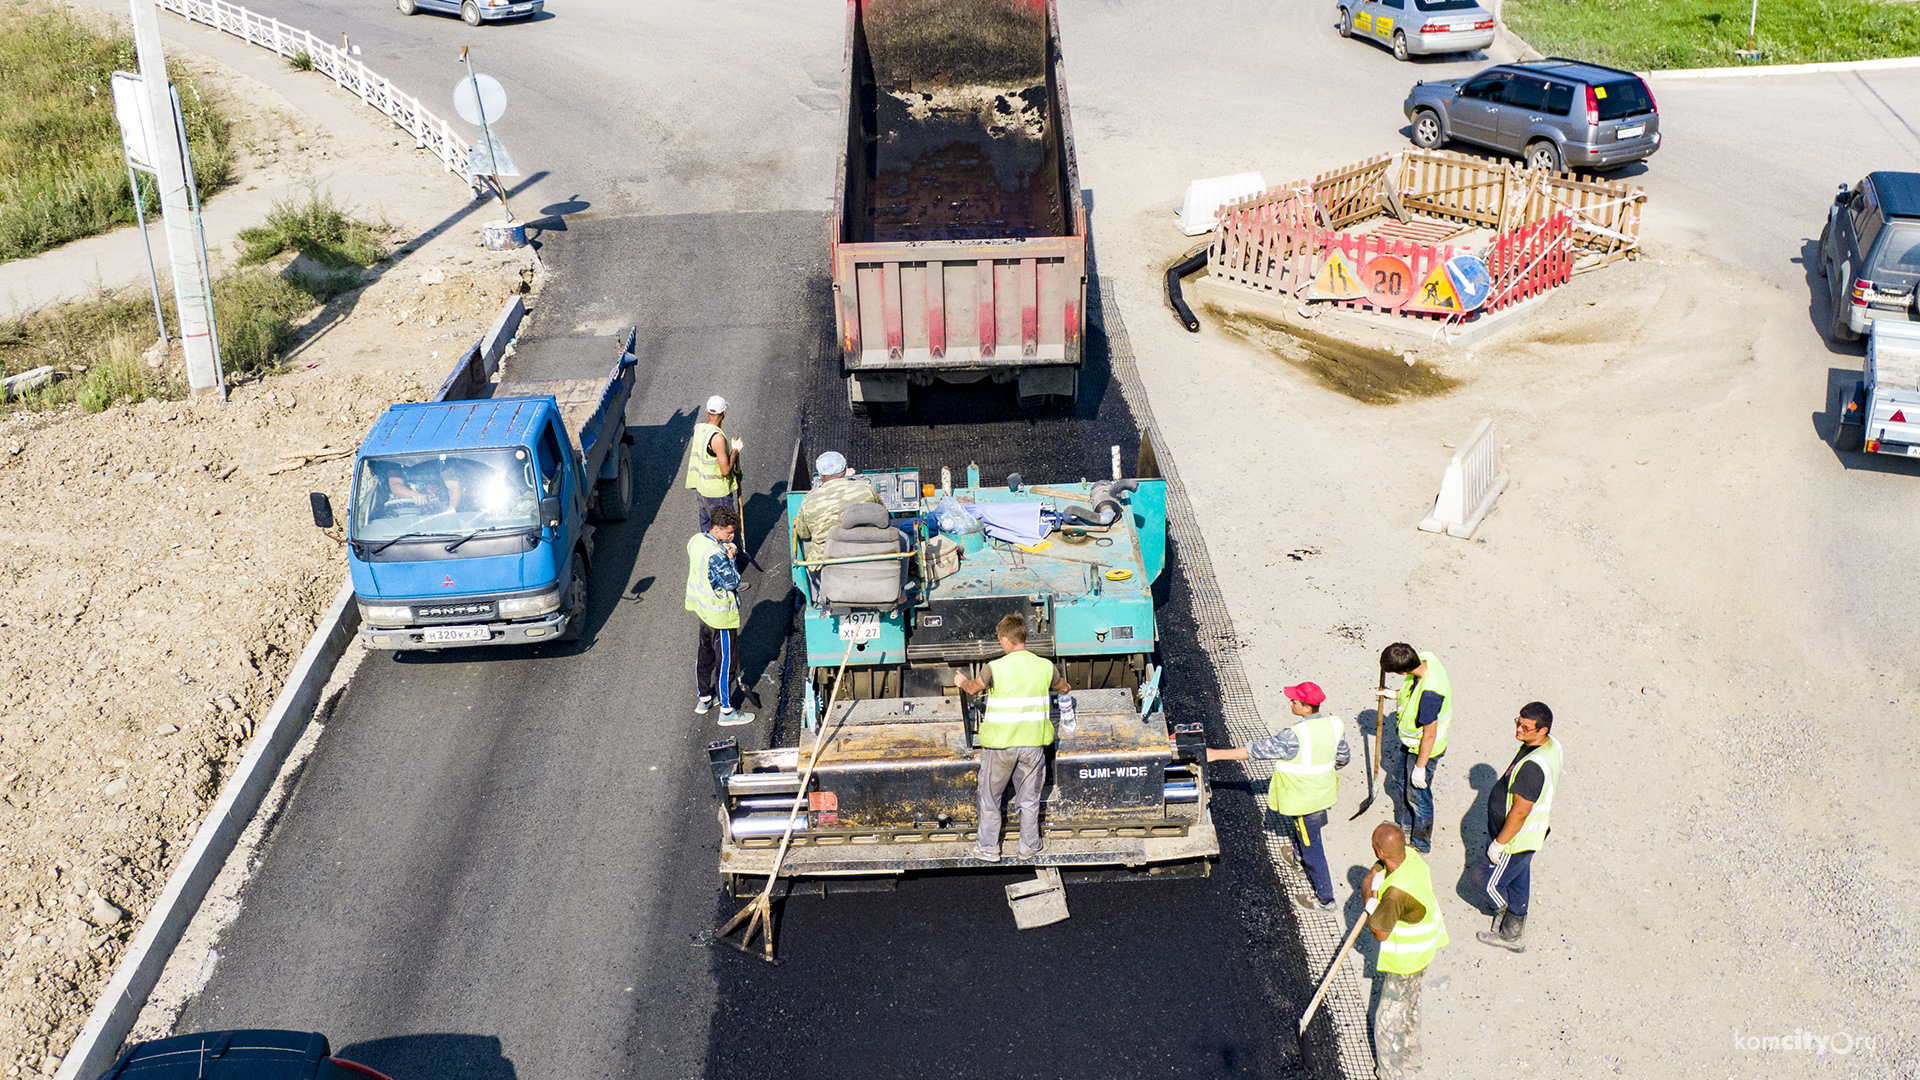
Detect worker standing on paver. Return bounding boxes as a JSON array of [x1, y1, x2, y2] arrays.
[[686, 504, 752, 726], [1365, 821, 1448, 1080], [792, 451, 881, 558], [1377, 642, 1452, 854], [953, 613, 1070, 862], [686, 395, 741, 533], [1478, 701, 1562, 953], [1205, 681, 1351, 912]]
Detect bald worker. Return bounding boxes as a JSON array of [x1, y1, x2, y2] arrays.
[[1365, 822, 1448, 1080]]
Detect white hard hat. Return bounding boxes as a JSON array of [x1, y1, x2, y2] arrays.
[[814, 451, 847, 477], [705, 395, 729, 415]]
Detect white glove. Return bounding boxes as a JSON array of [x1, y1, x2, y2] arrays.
[[1364, 895, 1380, 914], [730, 437, 743, 453], [1487, 840, 1504, 862], [1375, 688, 1396, 699], [1410, 766, 1428, 789]]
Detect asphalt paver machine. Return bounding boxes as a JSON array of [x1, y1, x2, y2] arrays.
[[710, 439, 1217, 895]]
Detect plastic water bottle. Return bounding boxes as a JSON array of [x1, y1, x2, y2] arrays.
[[1057, 693, 1076, 735]]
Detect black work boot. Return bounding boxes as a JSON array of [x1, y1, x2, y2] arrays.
[[1478, 912, 1526, 952]]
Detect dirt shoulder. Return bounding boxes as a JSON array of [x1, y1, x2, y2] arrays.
[[0, 26, 544, 1080]]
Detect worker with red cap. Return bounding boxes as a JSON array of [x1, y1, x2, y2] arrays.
[[1209, 681, 1352, 912]]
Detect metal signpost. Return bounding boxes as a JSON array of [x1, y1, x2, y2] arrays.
[[455, 49, 519, 220]]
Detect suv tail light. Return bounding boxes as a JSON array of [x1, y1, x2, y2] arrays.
[[1584, 85, 1600, 126], [1641, 77, 1658, 114], [1853, 279, 1875, 307], [1420, 21, 1448, 32]]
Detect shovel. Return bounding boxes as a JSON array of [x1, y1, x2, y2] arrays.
[[1350, 664, 1384, 820]]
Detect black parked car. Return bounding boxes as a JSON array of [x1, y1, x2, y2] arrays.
[[1819, 171, 1920, 343], [99, 1031, 392, 1080]]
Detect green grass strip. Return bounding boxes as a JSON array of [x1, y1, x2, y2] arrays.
[[1505, 0, 1920, 71]]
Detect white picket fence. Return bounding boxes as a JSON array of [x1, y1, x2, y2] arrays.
[[1418, 417, 1509, 538], [157, 0, 477, 188]]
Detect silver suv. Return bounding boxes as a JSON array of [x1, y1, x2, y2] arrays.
[[1402, 58, 1661, 172]]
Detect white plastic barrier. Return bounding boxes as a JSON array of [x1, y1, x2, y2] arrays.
[[1176, 172, 1267, 236], [156, 0, 477, 188], [1418, 418, 1508, 538]]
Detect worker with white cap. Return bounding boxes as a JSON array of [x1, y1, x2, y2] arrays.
[[686, 395, 741, 533], [793, 450, 880, 559]]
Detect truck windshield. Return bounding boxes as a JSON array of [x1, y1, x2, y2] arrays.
[[1867, 220, 1920, 290], [352, 448, 539, 544]]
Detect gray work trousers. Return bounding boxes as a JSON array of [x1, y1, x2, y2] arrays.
[[1373, 969, 1424, 1080], [976, 746, 1046, 853]]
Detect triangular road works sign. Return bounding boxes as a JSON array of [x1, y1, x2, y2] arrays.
[[1404, 260, 1464, 315], [1311, 251, 1365, 300]]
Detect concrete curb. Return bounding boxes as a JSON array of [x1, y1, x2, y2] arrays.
[[1647, 55, 1920, 80], [53, 581, 360, 1080]]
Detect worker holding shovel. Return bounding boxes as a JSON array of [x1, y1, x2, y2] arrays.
[[1206, 681, 1350, 913], [686, 394, 741, 533]]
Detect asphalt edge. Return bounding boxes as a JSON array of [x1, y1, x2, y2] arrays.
[[52, 580, 360, 1080], [1647, 54, 1920, 80]]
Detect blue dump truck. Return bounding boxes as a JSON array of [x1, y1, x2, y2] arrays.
[[710, 442, 1218, 892], [309, 331, 638, 650]]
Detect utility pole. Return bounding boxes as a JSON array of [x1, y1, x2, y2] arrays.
[[128, 0, 224, 399]]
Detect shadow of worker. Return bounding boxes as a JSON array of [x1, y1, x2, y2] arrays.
[[334, 1033, 517, 1080], [1454, 761, 1499, 916]]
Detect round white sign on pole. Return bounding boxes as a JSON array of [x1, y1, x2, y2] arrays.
[[453, 74, 508, 126]]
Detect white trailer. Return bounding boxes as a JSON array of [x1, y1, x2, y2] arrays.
[[1837, 320, 1920, 457]]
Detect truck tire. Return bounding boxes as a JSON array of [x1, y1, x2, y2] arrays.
[[594, 443, 633, 522], [461, 1, 482, 26], [554, 552, 588, 643]]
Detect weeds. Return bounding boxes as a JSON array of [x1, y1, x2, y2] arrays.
[[1505, 0, 1920, 70], [236, 190, 388, 269], [287, 48, 314, 72], [0, 3, 231, 262]]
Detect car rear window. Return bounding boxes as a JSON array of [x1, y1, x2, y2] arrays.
[[1593, 78, 1653, 121], [1866, 220, 1920, 288], [1414, 0, 1480, 10]]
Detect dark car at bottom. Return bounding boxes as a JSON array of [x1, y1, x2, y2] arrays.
[[98, 1031, 392, 1080]]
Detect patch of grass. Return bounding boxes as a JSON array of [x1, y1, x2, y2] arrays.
[[0, 2, 231, 262], [287, 48, 313, 72], [1505, 0, 1920, 70], [236, 190, 388, 269]]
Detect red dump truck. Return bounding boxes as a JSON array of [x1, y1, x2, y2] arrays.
[[832, 0, 1087, 411]]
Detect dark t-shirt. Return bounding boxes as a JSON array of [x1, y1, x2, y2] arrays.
[[1486, 745, 1545, 838]]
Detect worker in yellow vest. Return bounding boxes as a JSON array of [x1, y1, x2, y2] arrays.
[[1364, 822, 1448, 1080], [1478, 700, 1563, 953], [685, 394, 741, 533], [686, 504, 752, 726], [1377, 642, 1452, 854], [1205, 681, 1350, 913], [953, 613, 1070, 862]]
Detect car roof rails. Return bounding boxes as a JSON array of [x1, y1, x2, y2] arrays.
[[1539, 55, 1642, 79]]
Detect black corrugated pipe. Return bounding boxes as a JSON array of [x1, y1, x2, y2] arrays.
[[1165, 248, 1208, 333]]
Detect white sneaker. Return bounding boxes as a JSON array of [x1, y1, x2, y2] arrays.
[[694, 695, 714, 715], [718, 709, 753, 727]]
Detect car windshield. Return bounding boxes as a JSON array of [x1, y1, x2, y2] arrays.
[[352, 448, 541, 543], [1866, 220, 1920, 289], [1414, 0, 1480, 10], [1593, 78, 1653, 121]]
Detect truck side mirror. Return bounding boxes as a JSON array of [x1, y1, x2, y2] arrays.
[[539, 496, 562, 527], [309, 492, 334, 530]]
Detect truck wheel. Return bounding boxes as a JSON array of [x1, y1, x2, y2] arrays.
[[461, 1, 482, 26], [595, 443, 633, 522], [1411, 109, 1444, 150], [1392, 30, 1410, 61], [554, 552, 587, 643]]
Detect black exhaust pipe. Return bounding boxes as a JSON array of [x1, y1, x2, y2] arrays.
[[1165, 248, 1209, 333]]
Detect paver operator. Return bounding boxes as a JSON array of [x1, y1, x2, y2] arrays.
[[1365, 822, 1448, 1080], [686, 395, 741, 533], [792, 451, 881, 559], [1206, 681, 1351, 913], [1478, 701, 1562, 954], [953, 613, 1070, 862], [687, 504, 753, 726], [1377, 642, 1452, 854]]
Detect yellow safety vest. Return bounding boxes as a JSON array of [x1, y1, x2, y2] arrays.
[[684, 422, 736, 498], [1378, 848, 1448, 975], [977, 649, 1056, 749], [1501, 735, 1562, 854], [1266, 713, 1342, 816], [684, 532, 739, 629], [1395, 651, 1453, 755]]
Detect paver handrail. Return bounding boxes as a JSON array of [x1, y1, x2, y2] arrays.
[[156, 0, 477, 188]]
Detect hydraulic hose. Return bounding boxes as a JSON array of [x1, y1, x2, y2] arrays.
[[1165, 248, 1209, 333]]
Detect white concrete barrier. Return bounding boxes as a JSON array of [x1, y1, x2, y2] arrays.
[[1418, 417, 1508, 538], [1176, 172, 1266, 236], [54, 581, 359, 1080]]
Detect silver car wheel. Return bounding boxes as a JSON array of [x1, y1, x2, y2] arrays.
[[462, 1, 482, 26], [1527, 140, 1563, 173], [396, 0, 417, 13], [1412, 111, 1443, 149], [1392, 29, 1409, 61], [1337, 6, 1352, 37]]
